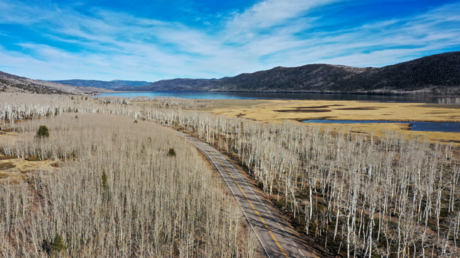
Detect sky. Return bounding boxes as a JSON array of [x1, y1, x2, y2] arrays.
[[0, 0, 459, 81]]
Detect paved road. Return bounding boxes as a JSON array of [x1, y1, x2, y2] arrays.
[[180, 133, 306, 258]]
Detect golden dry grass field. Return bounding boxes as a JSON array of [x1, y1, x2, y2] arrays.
[[0, 130, 58, 184], [196, 99, 460, 144]]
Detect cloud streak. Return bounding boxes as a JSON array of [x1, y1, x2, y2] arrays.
[[0, 0, 459, 80]]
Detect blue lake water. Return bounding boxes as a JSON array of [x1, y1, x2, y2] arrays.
[[95, 91, 445, 103], [302, 120, 460, 133]]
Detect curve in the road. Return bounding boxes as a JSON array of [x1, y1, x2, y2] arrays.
[[180, 133, 306, 258]]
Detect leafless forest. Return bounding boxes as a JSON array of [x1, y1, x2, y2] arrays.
[[0, 100, 258, 257], [1, 93, 460, 257], [438, 97, 460, 104]]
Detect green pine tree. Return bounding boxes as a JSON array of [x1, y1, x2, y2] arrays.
[[101, 170, 111, 201], [50, 233, 66, 253], [168, 148, 176, 157], [36, 125, 50, 138], [102, 170, 109, 191]]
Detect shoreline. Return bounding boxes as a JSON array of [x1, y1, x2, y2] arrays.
[[98, 90, 460, 97]]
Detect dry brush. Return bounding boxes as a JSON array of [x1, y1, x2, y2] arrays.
[[0, 112, 258, 257], [2, 93, 460, 257]]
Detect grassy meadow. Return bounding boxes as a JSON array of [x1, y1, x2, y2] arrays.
[[199, 99, 460, 144]]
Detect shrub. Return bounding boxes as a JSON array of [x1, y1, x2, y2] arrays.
[[168, 148, 176, 157], [257, 181, 264, 189], [134, 120, 138, 124], [36, 125, 50, 138], [101, 170, 111, 201], [102, 170, 109, 191], [50, 233, 66, 253]]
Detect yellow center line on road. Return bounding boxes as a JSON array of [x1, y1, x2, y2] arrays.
[[193, 140, 289, 258]]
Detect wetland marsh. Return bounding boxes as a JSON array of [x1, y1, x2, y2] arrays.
[[201, 99, 460, 144]]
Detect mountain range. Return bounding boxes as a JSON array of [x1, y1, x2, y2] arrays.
[[115, 51, 460, 94], [0, 71, 110, 95], [1, 52, 459, 95], [50, 79, 152, 89]]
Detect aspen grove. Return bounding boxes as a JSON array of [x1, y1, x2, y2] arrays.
[[0, 102, 259, 257], [1, 93, 460, 257]]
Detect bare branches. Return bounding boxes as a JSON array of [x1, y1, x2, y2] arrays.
[[1, 93, 459, 257], [0, 113, 257, 257]]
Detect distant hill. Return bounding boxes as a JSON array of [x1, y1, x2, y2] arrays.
[[117, 52, 460, 94], [115, 78, 218, 91], [112, 80, 152, 87], [0, 71, 109, 95], [52, 79, 152, 89]]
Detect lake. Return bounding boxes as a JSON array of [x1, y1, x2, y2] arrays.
[[302, 120, 460, 133], [95, 91, 445, 103]]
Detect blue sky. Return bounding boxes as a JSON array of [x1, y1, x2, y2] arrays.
[[0, 0, 459, 81]]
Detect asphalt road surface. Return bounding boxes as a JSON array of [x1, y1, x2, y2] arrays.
[[180, 133, 306, 258]]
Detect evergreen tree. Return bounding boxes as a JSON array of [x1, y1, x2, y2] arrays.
[[102, 170, 109, 190], [168, 148, 176, 157], [36, 125, 50, 138], [50, 233, 66, 253], [101, 170, 111, 201]]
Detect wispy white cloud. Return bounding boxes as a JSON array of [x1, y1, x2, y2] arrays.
[[225, 0, 337, 35], [0, 0, 459, 80]]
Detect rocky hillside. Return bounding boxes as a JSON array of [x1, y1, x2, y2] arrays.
[[119, 52, 460, 94], [51, 79, 152, 89], [0, 71, 109, 95]]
